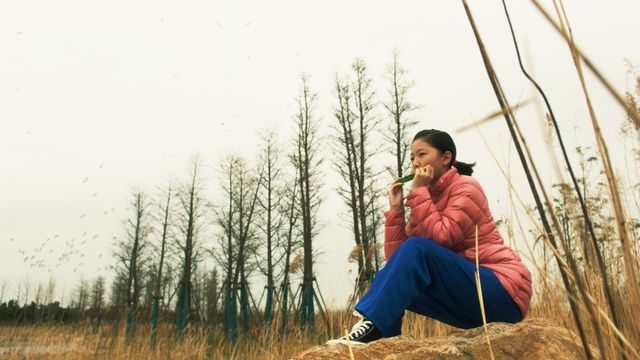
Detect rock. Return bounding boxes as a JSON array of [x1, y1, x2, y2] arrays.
[[291, 318, 599, 360]]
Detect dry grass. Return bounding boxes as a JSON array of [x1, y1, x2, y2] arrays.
[[0, 322, 315, 359], [0, 312, 461, 359]]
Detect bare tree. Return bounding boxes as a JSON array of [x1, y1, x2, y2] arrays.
[[382, 50, 419, 179], [277, 169, 301, 335], [352, 59, 380, 288], [142, 273, 154, 318], [150, 185, 173, 348], [90, 276, 106, 333], [109, 272, 127, 309], [331, 59, 381, 294], [191, 268, 207, 323], [256, 130, 286, 328], [91, 276, 106, 310], [114, 191, 151, 344], [34, 282, 43, 322], [231, 157, 264, 335], [34, 282, 43, 306], [44, 277, 56, 305], [175, 158, 208, 339], [291, 75, 324, 328], [214, 154, 240, 341], [331, 75, 364, 283], [214, 154, 264, 342], [74, 277, 89, 312], [15, 280, 22, 306], [161, 263, 178, 312], [205, 268, 218, 327], [21, 277, 32, 306]]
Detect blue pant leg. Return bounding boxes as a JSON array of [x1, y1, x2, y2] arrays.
[[404, 240, 522, 329], [355, 237, 438, 337], [355, 237, 521, 337]]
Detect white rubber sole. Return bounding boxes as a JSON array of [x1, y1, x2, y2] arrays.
[[325, 339, 367, 346]]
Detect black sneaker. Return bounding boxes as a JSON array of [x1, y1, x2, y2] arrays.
[[326, 315, 382, 345]]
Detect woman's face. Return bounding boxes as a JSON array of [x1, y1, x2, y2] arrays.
[[410, 139, 452, 179]]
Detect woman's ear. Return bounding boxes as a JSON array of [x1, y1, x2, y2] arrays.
[[442, 151, 453, 166]]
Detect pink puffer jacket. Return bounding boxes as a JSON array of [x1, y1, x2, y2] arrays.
[[384, 168, 532, 317]]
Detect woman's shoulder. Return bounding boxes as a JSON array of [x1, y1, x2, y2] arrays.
[[450, 173, 484, 194]]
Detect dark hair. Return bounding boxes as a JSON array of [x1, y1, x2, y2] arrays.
[[412, 129, 476, 176]]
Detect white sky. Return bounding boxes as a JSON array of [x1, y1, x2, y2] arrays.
[[1, 1, 639, 308]]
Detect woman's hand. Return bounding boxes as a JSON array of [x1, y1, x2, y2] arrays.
[[388, 179, 404, 211], [412, 165, 435, 190]]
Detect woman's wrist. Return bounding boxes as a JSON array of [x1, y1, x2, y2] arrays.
[[411, 182, 429, 191], [389, 205, 403, 212]]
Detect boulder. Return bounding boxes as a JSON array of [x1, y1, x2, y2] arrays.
[[291, 318, 599, 360]]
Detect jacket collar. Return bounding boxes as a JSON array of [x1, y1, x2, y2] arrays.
[[430, 167, 459, 195]]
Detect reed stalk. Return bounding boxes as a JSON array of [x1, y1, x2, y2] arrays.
[[474, 225, 496, 360]]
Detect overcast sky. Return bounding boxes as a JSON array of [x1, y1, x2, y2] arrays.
[[1, 1, 639, 308]]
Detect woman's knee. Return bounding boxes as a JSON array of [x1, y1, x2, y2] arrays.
[[399, 237, 438, 252]]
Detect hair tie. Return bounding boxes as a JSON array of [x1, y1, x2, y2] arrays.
[[453, 160, 458, 166]]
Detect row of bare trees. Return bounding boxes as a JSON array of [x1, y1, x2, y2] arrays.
[[103, 52, 421, 342]]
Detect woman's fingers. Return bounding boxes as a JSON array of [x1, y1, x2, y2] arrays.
[[390, 178, 404, 187], [389, 182, 403, 194], [416, 165, 433, 176]]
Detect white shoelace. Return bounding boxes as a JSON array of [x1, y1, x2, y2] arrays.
[[347, 318, 372, 339]]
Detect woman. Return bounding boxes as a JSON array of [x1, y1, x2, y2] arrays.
[[328, 129, 532, 345]]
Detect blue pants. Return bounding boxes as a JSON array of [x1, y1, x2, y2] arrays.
[[355, 237, 522, 337]]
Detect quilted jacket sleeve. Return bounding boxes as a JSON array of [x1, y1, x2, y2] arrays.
[[383, 209, 407, 260], [404, 183, 479, 249]]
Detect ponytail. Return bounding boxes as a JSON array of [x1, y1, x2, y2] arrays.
[[452, 160, 475, 176]]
